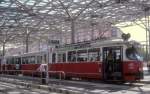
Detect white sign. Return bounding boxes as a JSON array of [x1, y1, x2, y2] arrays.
[[48, 40, 59, 45]]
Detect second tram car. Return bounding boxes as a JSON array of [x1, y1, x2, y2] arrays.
[[0, 38, 143, 82]]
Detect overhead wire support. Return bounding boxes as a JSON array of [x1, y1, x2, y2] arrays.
[[144, 6, 150, 62]]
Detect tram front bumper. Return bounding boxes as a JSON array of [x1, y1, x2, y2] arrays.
[[124, 71, 143, 81]]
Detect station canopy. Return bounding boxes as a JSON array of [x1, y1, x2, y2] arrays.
[[0, 0, 150, 46]]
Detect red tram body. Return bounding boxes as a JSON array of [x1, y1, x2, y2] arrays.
[[0, 38, 143, 82]]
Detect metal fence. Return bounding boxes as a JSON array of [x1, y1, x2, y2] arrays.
[[0, 70, 65, 84]]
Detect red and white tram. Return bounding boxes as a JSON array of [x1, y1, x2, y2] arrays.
[[0, 38, 144, 82]]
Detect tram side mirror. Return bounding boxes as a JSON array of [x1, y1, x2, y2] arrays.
[[121, 33, 131, 41]]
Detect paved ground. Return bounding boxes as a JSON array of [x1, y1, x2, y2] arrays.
[[142, 66, 150, 82], [0, 79, 150, 94], [0, 82, 62, 94]]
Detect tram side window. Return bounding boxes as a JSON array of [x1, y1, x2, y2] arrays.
[[115, 50, 121, 62], [52, 53, 56, 63], [28, 56, 35, 64], [44, 54, 47, 63], [57, 53, 66, 63], [27, 57, 30, 64], [8, 58, 14, 64], [18, 58, 21, 64], [57, 54, 62, 63], [68, 51, 76, 62], [32, 56, 36, 64], [63, 53, 66, 62], [77, 50, 88, 62], [11, 58, 15, 64], [6, 58, 10, 64], [13, 58, 16, 64], [6, 58, 9, 64], [25, 57, 29, 64], [14, 57, 21, 64], [22, 57, 26, 64], [88, 48, 100, 62], [37, 56, 42, 64]]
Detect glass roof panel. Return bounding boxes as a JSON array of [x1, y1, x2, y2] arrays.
[[0, 0, 150, 46]]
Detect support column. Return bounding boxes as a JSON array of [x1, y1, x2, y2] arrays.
[[2, 42, 5, 56], [25, 28, 30, 53], [71, 19, 75, 43], [145, 10, 148, 62], [148, 13, 150, 59], [144, 6, 150, 64]]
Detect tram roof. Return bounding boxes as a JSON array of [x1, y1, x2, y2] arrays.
[[56, 38, 139, 49], [4, 51, 47, 57]]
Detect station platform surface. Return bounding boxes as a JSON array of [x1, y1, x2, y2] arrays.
[[1, 73, 150, 94], [0, 67, 150, 94], [141, 66, 150, 83]]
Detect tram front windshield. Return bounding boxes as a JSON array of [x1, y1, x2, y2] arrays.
[[126, 46, 143, 61]]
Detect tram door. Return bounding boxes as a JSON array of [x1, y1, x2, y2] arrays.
[[103, 46, 123, 80]]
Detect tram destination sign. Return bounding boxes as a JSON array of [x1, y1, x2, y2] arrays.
[[48, 40, 59, 45], [74, 43, 91, 49], [57, 42, 91, 50]]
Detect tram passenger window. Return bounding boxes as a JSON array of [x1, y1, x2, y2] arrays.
[[57, 54, 62, 63], [41, 55, 47, 64], [68, 51, 76, 62], [31, 56, 36, 64], [44, 54, 47, 63], [10, 58, 14, 64], [14, 58, 16, 64], [23, 57, 30, 64], [6, 58, 9, 64], [116, 50, 121, 61], [77, 50, 87, 62], [88, 48, 100, 62], [22, 57, 26, 64], [28, 56, 35, 64], [27, 57, 31, 64], [52, 53, 56, 63], [57, 53, 66, 63], [15, 58, 21, 64], [25, 57, 29, 64], [63, 53, 66, 62], [18, 58, 21, 64], [37, 56, 42, 64], [9, 58, 13, 64], [6, 59, 9, 64]]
